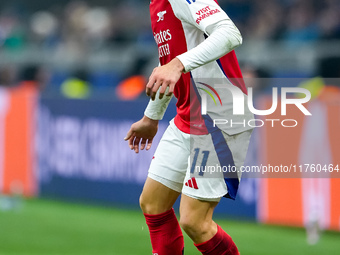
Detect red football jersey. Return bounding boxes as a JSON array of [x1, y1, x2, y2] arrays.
[[149, 0, 251, 135]]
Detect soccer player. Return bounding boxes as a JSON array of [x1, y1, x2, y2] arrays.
[[125, 0, 253, 254]]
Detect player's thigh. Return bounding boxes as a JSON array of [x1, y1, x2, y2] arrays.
[[148, 119, 189, 192], [142, 120, 190, 214], [140, 177, 180, 214]]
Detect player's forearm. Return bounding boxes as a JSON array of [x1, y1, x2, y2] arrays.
[[177, 21, 242, 73], [144, 87, 173, 120]]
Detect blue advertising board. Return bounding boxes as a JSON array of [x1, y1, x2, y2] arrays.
[[37, 97, 257, 219]]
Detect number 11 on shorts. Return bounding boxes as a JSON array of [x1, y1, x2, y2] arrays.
[[190, 148, 210, 176]]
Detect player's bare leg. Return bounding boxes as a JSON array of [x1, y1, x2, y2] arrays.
[[140, 177, 180, 214], [180, 194, 239, 255], [179, 194, 217, 243], [140, 177, 184, 255]]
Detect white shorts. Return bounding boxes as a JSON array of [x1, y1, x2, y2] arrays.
[[148, 119, 252, 202]]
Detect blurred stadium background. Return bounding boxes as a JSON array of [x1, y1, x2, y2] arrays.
[[0, 0, 340, 254]]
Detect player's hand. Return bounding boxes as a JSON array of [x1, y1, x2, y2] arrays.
[[124, 116, 159, 153], [146, 57, 184, 101]]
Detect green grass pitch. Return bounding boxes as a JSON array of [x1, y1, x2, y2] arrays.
[[0, 198, 339, 255]]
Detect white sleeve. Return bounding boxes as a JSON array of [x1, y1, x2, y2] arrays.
[[144, 87, 173, 120], [169, 0, 242, 72]]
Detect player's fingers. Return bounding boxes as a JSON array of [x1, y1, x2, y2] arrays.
[[124, 128, 133, 141], [151, 80, 162, 101], [146, 75, 156, 97], [140, 138, 147, 150], [159, 81, 169, 100], [146, 138, 153, 150], [133, 137, 141, 153], [166, 83, 175, 96], [128, 135, 135, 150], [167, 83, 175, 96]]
